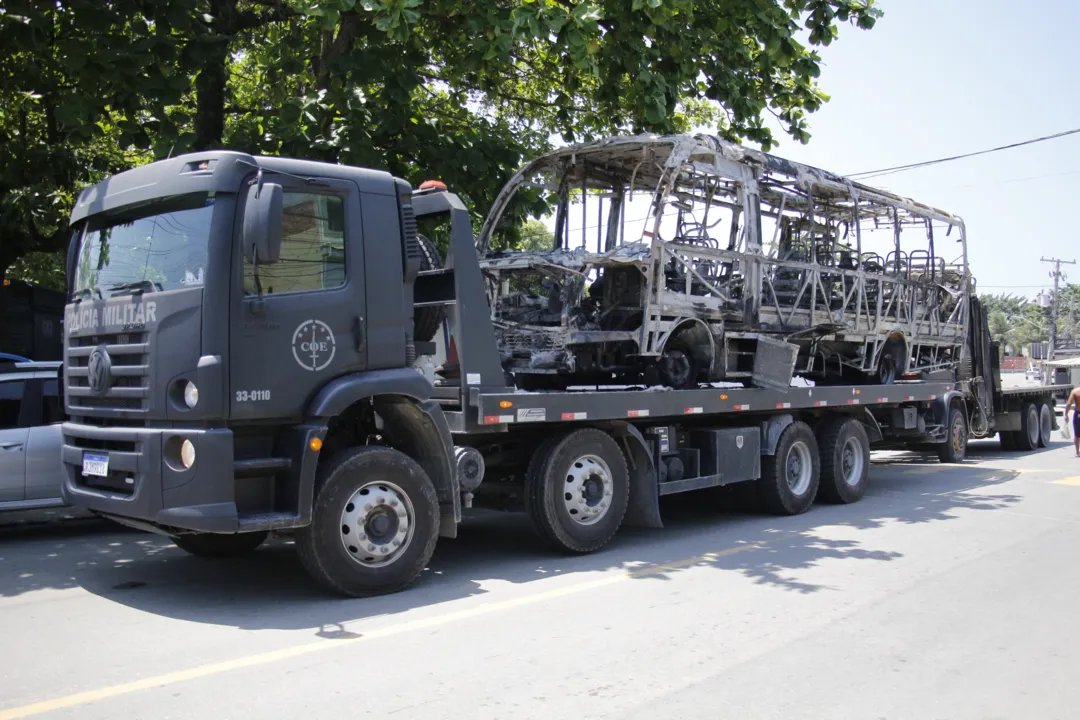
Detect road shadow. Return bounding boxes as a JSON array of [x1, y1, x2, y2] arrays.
[[0, 459, 1024, 632]]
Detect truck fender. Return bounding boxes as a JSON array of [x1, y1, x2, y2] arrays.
[[307, 368, 433, 418], [859, 407, 884, 444], [374, 397, 459, 539], [606, 422, 662, 529], [760, 413, 795, 455], [934, 390, 967, 426]]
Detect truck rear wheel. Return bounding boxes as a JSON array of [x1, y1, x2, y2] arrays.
[[758, 421, 819, 515], [296, 446, 440, 597], [1038, 403, 1053, 448], [816, 418, 870, 504], [172, 531, 268, 558], [525, 428, 629, 553], [937, 406, 968, 463], [1016, 402, 1040, 451]]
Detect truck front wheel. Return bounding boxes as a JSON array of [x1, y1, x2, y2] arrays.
[[758, 421, 820, 515], [172, 531, 268, 558], [296, 446, 440, 597], [525, 429, 629, 553]]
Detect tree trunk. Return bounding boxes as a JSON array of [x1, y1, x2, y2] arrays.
[[192, 0, 237, 151]]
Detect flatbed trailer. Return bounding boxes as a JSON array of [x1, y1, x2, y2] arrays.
[[446, 378, 963, 535]]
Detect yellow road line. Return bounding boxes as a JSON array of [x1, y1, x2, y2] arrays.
[[0, 540, 772, 719], [1051, 476, 1080, 486]]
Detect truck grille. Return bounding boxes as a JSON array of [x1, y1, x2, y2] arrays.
[[65, 332, 150, 414]]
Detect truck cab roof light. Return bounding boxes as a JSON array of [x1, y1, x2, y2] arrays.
[[418, 180, 448, 192]]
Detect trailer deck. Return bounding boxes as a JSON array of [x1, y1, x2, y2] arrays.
[[470, 381, 956, 427]]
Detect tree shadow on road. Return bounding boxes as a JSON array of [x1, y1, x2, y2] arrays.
[[0, 459, 1024, 632]]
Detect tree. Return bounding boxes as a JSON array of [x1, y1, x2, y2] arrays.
[[0, 0, 884, 292], [979, 292, 1053, 355]]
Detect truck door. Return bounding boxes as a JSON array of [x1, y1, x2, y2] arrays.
[[230, 179, 367, 420], [0, 378, 29, 503]]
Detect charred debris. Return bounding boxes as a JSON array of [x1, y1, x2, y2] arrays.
[[474, 135, 972, 391]]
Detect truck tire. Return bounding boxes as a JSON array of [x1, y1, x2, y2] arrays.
[[937, 406, 968, 463], [1016, 401, 1040, 452], [172, 531, 268, 558], [815, 418, 870, 504], [758, 421, 820, 515], [999, 431, 1016, 451], [1038, 402, 1053, 448], [413, 234, 446, 343], [296, 445, 440, 597], [525, 428, 629, 553]]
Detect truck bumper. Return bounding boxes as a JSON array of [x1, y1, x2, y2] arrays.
[[61, 422, 240, 534]]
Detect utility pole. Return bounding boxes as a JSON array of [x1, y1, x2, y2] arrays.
[[1041, 256, 1076, 360]]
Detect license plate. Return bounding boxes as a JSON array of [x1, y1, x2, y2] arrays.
[[82, 452, 110, 477]]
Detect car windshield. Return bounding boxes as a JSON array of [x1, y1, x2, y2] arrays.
[[73, 193, 215, 295]]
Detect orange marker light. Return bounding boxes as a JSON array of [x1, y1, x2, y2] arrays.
[[419, 179, 448, 190], [309, 437, 323, 452], [720, 394, 729, 400], [499, 400, 513, 408]]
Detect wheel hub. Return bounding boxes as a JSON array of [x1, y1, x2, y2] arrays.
[[841, 437, 864, 486], [563, 455, 613, 526], [339, 481, 415, 567], [785, 441, 813, 495]]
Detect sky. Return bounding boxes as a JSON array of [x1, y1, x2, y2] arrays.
[[751, 0, 1080, 300]]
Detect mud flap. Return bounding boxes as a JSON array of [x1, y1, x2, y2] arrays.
[[610, 423, 663, 529]]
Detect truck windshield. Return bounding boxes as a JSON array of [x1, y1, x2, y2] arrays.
[[73, 193, 215, 296]]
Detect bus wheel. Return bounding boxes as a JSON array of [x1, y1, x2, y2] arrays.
[[525, 429, 629, 553], [758, 421, 820, 515], [816, 418, 870, 504], [937, 406, 968, 463], [296, 446, 439, 597]]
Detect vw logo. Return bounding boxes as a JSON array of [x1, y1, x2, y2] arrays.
[[87, 346, 113, 393]]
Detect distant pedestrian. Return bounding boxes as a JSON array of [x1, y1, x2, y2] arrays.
[[1065, 386, 1080, 457]]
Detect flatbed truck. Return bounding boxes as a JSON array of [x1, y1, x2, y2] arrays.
[[58, 152, 1062, 596]]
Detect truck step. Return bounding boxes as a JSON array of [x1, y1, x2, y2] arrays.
[[237, 512, 304, 532]]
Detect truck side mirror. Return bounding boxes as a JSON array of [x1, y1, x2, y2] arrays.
[[242, 182, 283, 265]]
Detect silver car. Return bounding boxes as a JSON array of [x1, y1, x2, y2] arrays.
[[0, 360, 65, 510]]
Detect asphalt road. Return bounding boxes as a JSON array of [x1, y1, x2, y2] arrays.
[[3, 438, 1080, 720]]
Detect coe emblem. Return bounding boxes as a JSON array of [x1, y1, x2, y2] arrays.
[[292, 319, 337, 372]]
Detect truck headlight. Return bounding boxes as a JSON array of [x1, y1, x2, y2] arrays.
[[183, 381, 199, 408], [180, 439, 196, 469]]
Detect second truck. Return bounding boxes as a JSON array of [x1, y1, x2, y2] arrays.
[[58, 139, 1060, 596]]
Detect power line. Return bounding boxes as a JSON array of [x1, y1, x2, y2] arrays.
[[848, 127, 1080, 179]]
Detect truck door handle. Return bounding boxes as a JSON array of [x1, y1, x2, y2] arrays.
[[0, 442, 23, 451], [354, 316, 365, 352]]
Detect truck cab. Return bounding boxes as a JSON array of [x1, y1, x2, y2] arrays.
[[60, 152, 468, 590]]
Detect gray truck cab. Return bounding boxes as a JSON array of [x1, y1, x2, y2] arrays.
[[59, 152, 488, 592]]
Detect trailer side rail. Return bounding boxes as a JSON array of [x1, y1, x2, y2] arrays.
[[473, 381, 955, 426]]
